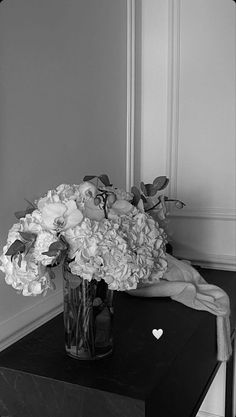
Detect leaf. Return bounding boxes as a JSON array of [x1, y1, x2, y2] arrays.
[[98, 174, 111, 187], [42, 250, 59, 257], [24, 198, 37, 209], [5, 240, 26, 257], [24, 241, 35, 256], [144, 183, 158, 197], [54, 249, 67, 265], [131, 186, 141, 206], [48, 240, 67, 252], [19, 232, 37, 243], [140, 182, 147, 195], [83, 175, 97, 182], [14, 207, 35, 219], [60, 235, 69, 248], [153, 176, 169, 191], [14, 211, 26, 220]]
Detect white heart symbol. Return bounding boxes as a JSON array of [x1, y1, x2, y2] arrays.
[[152, 328, 163, 340]]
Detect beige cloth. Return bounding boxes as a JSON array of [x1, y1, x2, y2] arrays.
[[128, 254, 232, 362]]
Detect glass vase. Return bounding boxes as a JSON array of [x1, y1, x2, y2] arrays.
[[63, 264, 113, 360]]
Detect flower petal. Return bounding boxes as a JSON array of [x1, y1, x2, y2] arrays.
[[41, 203, 66, 229], [64, 199, 77, 214], [84, 200, 105, 221], [64, 208, 83, 229], [78, 182, 97, 199], [109, 200, 133, 215]]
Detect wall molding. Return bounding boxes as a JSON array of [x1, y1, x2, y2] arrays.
[[166, 1, 235, 225], [166, 0, 181, 197], [166, 0, 235, 273], [126, 0, 135, 191], [0, 290, 63, 352], [170, 207, 236, 221], [174, 251, 236, 271]]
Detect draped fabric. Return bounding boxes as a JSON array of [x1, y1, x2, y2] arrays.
[[128, 254, 232, 361]]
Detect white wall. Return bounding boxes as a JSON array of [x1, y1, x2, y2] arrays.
[[138, 0, 169, 180], [0, 0, 128, 349], [138, 0, 236, 270], [169, 0, 236, 271], [137, 0, 235, 416]]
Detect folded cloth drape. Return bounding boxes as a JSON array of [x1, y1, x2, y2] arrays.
[[128, 254, 232, 362]]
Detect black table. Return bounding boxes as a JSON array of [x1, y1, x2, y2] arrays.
[[0, 269, 235, 417]]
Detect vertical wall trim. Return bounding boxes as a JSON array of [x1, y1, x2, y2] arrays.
[[166, 0, 181, 198], [126, 0, 135, 191]]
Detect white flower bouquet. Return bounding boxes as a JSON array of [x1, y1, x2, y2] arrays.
[[0, 174, 184, 297], [0, 174, 185, 359]]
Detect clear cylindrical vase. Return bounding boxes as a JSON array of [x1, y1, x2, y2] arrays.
[[63, 264, 113, 360]]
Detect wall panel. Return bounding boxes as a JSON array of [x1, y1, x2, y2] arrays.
[[167, 0, 236, 270]]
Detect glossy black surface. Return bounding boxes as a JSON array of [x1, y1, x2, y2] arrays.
[[0, 268, 235, 417]]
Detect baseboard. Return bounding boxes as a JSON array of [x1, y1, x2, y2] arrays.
[[173, 251, 236, 271], [0, 289, 63, 352], [193, 258, 236, 271]]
